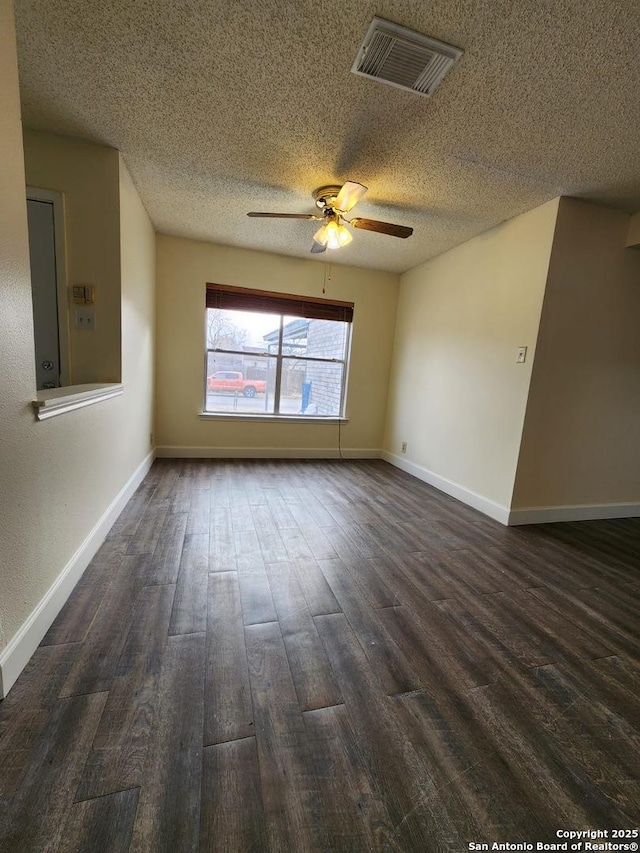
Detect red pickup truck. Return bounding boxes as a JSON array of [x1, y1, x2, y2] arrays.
[[207, 371, 266, 398]]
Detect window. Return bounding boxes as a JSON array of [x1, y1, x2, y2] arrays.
[[204, 284, 353, 418]]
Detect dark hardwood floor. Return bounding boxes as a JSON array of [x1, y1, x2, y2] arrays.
[[1, 459, 639, 852]]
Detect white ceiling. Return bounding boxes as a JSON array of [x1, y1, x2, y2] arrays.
[[15, 0, 640, 273]]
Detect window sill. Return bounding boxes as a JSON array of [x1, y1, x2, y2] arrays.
[[32, 383, 124, 421], [198, 412, 348, 424]]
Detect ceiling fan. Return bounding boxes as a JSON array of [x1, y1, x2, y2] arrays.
[[247, 182, 413, 253]]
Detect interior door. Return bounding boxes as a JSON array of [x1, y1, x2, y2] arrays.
[[27, 198, 60, 390]]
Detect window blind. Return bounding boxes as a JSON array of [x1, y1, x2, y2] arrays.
[[206, 283, 354, 323]]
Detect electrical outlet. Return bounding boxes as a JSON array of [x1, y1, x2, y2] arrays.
[[75, 308, 95, 330], [516, 346, 527, 363], [401, 441, 407, 453]]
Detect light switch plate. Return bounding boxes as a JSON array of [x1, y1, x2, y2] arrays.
[[516, 346, 527, 363], [71, 284, 95, 304]]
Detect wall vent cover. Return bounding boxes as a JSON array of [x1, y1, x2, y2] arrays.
[[351, 17, 463, 97]]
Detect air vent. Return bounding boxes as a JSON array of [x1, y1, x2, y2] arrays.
[[352, 17, 463, 97]]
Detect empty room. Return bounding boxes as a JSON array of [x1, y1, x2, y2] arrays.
[[1, 0, 639, 851]]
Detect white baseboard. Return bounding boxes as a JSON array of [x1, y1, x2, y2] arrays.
[[0, 449, 155, 699], [382, 451, 640, 526], [381, 451, 511, 525], [156, 446, 381, 459], [508, 502, 640, 525]]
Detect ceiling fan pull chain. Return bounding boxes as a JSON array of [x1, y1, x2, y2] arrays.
[[322, 261, 332, 294]]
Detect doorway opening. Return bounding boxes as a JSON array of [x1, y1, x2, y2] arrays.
[[26, 187, 70, 389]]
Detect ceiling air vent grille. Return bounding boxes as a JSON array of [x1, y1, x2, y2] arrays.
[[352, 18, 463, 97]]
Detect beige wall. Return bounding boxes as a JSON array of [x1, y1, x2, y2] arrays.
[[23, 129, 122, 384], [384, 199, 560, 510], [512, 198, 640, 509], [626, 211, 640, 248], [118, 157, 156, 474], [155, 235, 399, 453], [0, 2, 155, 694], [0, 0, 34, 655]]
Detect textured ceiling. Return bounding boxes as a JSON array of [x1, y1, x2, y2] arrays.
[[14, 0, 640, 273]]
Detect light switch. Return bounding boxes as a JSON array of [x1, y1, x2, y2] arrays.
[[516, 346, 527, 363], [71, 284, 95, 304]]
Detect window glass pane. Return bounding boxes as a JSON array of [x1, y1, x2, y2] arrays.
[[206, 352, 276, 414], [206, 308, 279, 351], [204, 304, 349, 418], [280, 358, 344, 417], [282, 315, 347, 360]]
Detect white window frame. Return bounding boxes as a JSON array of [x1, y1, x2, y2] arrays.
[[203, 311, 352, 419]]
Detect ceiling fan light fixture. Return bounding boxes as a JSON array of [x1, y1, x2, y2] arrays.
[[336, 223, 353, 246], [313, 220, 352, 249], [325, 220, 341, 249], [313, 223, 329, 245], [248, 180, 413, 253]]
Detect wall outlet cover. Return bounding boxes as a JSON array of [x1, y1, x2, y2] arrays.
[[75, 308, 95, 330]]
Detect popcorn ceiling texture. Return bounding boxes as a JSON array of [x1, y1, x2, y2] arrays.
[[15, 0, 640, 273]]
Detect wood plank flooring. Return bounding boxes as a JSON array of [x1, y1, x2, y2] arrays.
[[1, 459, 639, 852]]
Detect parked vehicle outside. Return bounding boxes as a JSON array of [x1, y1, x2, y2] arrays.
[[206, 370, 266, 398]]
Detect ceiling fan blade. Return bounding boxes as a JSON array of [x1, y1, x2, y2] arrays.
[[310, 241, 327, 254], [334, 181, 367, 212], [349, 218, 413, 238], [247, 212, 321, 220]]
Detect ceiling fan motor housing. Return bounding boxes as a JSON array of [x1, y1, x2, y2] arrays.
[[313, 185, 343, 211]]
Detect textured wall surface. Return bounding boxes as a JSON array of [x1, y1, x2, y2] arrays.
[[155, 234, 399, 452], [23, 129, 122, 384], [384, 198, 560, 509], [513, 198, 640, 509], [0, 11, 155, 668], [118, 158, 156, 483], [0, 0, 35, 652]]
